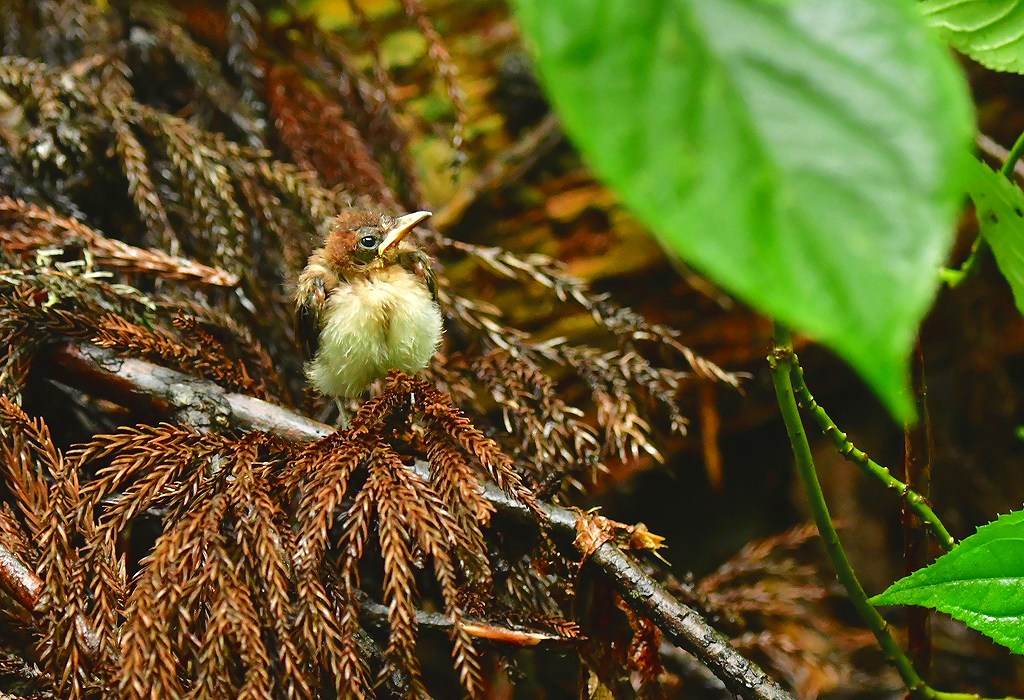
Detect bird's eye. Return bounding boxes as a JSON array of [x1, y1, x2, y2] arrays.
[[358, 234, 378, 249]]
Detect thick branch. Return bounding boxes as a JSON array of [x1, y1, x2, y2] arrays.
[[0, 540, 41, 612], [0, 540, 101, 658], [48, 341, 793, 700]]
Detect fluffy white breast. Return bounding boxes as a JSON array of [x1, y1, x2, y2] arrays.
[[307, 266, 443, 397]]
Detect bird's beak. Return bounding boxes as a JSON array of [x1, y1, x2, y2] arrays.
[[379, 211, 432, 255]]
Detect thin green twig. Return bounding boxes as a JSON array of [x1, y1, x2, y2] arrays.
[[942, 130, 1024, 286], [789, 356, 955, 550], [769, 324, 1019, 700], [999, 131, 1024, 180]]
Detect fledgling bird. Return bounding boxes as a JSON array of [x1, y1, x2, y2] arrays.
[[295, 208, 442, 398]]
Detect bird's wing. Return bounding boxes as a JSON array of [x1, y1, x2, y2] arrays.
[[295, 272, 330, 362], [402, 249, 438, 304], [296, 297, 321, 362]]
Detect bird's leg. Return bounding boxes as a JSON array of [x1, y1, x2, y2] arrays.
[[335, 399, 351, 429]]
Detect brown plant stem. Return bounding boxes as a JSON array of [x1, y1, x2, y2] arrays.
[[431, 113, 563, 233], [48, 340, 793, 700], [903, 340, 933, 679], [358, 597, 578, 649]]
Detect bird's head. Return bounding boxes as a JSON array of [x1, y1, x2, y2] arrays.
[[322, 209, 432, 275]]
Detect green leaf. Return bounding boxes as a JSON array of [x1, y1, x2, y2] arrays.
[[922, 0, 1024, 74], [512, 0, 974, 421], [968, 157, 1024, 314], [871, 510, 1024, 654]]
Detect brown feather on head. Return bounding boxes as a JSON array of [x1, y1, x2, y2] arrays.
[[322, 209, 386, 271], [323, 228, 358, 269], [322, 208, 431, 273], [329, 208, 386, 233]]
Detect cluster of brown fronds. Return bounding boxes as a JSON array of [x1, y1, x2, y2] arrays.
[[0, 372, 556, 697], [679, 526, 887, 698], [0, 0, 750, 697]]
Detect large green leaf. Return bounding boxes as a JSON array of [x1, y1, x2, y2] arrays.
[[871, 510, 1024, 654], [968, 157, 1024, 314], [923, 0, 1024, 74], [513, 0, 974, 421]]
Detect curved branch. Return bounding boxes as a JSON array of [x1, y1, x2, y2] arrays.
[[47, 340, 793, 700], [789, 357, 954, 549]]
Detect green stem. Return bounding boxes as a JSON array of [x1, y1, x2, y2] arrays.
[[769, 324, 930, 696], [771, 326, 1024, 700], [789, 358, 955, 550], [1000, 130, 1024, 179], [942, 130, 1024, 286]]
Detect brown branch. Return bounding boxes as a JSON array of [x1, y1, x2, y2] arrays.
[[0, 540, 101, 659], [46, 340, 793, 700], [903, 340, 933, 678], [431, 113, 563, 233], [0, 539, 41, 612], [358, 596, 578, 649]]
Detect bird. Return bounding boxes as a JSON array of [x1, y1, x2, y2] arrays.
[[294, 208, 443, 398]]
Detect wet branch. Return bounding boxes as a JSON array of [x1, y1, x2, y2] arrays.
[[47, 340, 793, 700], [0, 540, 41, 613]]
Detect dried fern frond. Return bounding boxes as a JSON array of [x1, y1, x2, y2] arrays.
[[0, 399, 110, 697], [686, 525, 882, 696], [0, 270, 279, 401], [266, 65, 397, 207], [293, 23, 425, 210], [291, 372, 541, 697], [0, 196, 238, 287], [0, 398, 56, 542], [26, 371, 548, 697]]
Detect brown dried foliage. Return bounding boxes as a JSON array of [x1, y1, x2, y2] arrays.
[[0, 372, 545, 697], [688, 526, 884, 698], [0, 0, 757, 697]]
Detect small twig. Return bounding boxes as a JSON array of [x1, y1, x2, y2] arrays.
[[789, 357, 954, 550], [903, 340, 933, 677], [431, 113, 563, 232], [48, 340, 793, 700], [359, 596, 578, 649]]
